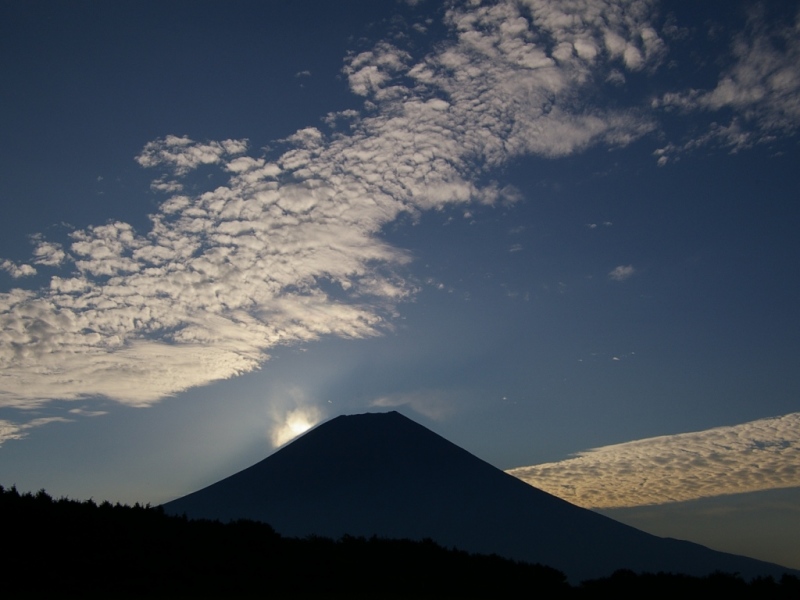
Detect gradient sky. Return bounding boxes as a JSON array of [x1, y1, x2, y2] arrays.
[[1, 0, 799, 570]]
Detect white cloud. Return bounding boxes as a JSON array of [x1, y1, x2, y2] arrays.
[[322, 109, 360, 129], [508, 412, 800, 508], [0, 260, 36, 279], [270, 406, 322, 447], [135, 135, 248, 176], [344, 42, 411, 97], [655, 6, 800, 155], [266, 386, 324, 447], [32, 240, 66, 267], [0, 420, 25, 444], [150, 177, 184, 193], [700, 11, 800, 132], [0, 416, 71, 446], [68, 407, 108, 417], [608, 264, 635, 281], [370, 389, 457, 420], [605, 69, 626, 85], [0, 1, 673, 410]]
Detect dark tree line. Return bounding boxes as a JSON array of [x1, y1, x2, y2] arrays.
[[2, 485, 798, 598]]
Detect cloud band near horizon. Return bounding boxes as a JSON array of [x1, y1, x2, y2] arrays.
[[508, 412, 800, 508]]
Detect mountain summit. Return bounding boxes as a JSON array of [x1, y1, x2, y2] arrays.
[[162, 411, 793, 582]]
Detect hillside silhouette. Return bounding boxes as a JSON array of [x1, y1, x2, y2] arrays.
[[4, 485, 800, 598], [163, 411, 797, 582]]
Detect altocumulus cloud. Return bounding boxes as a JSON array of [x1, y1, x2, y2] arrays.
[[508, 413, 800, 508], [1, 1, 798, 434], [0, 0, 666, 414]]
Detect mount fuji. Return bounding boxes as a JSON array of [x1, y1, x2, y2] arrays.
[[162, 411, 794, 582]]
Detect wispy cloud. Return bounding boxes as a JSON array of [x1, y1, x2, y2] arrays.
[[608, 264, 635, 281], [68, 407, 108, 417], [508, 412, 800, 508], [370, 389, 457, 420], [654, 5, 800, 162], [0, 416, 71, 446], [265, 385, 324, 447], [271, 406, 322, 448]]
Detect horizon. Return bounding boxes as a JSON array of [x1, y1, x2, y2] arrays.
[[1, 0, 798, 570]]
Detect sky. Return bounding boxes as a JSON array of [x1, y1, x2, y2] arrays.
[[1, 0, 799, 570]]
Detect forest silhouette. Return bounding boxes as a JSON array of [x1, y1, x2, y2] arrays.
[[3, 485, 799, 598]]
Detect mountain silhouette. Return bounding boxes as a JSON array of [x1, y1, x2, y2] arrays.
[[162, 411, 794, 582]]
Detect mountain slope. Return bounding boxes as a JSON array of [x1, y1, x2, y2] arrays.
[[162, 411, 794, 582]]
